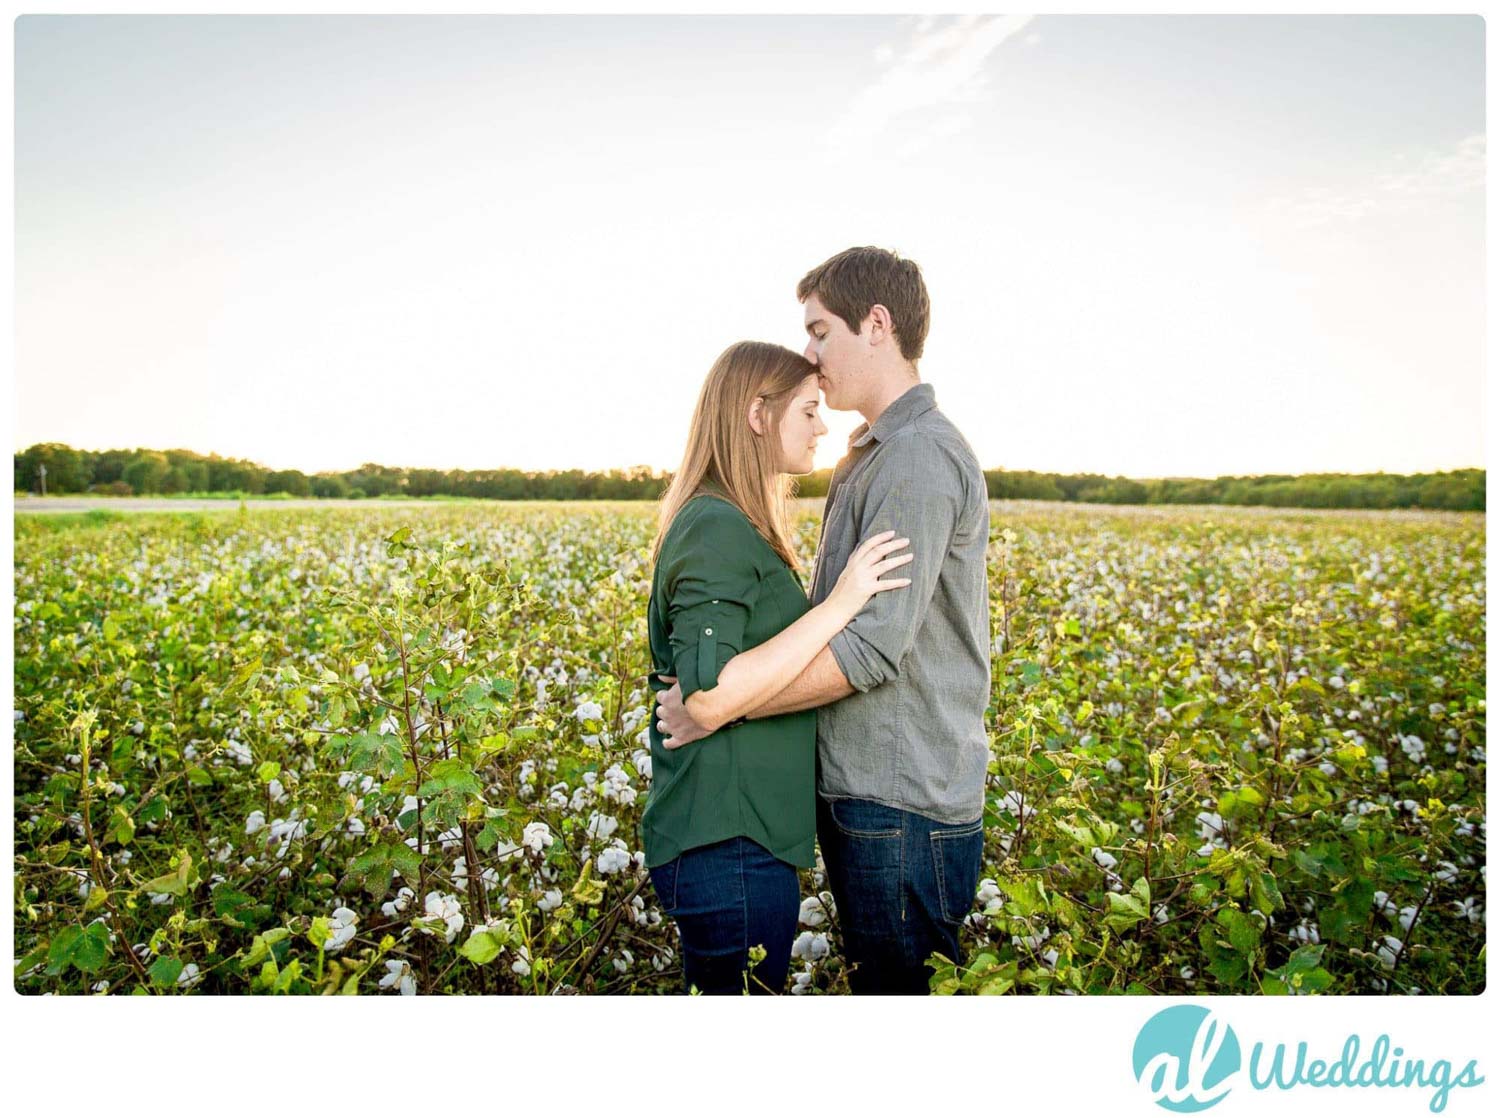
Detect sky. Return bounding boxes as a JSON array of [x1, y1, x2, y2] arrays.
[[13, 14, 1487, 478]]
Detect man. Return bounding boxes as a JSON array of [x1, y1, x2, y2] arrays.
[[655, 246, 992, 994]]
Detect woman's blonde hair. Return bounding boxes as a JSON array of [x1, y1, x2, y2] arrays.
[[651, 341, 817, 571]]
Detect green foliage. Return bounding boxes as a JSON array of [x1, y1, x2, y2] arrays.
[[12, 501, 1485, 996]]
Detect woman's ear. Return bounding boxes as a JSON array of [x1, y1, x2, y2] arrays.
[[748, 395, 766, 436]]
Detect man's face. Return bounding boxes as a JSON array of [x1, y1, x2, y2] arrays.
[[802, 293, 865, 411]]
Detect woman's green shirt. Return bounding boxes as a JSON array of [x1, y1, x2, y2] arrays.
[[640, 494, 816, 869]]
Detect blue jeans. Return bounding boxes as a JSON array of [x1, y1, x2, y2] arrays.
[[648, 836, 799, 995], [816, 796, 984, 995]]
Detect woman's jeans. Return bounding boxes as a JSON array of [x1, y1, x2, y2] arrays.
[[648, 836, 799, 995], [816, 796, 984, 995]]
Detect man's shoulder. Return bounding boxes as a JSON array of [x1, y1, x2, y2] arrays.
[[873, 410, 983, 494]]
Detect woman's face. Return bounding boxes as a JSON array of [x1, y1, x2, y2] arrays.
[[775, 374, 829, 475]]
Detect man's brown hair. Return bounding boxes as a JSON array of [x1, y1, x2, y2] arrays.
[[796, 246, 930, 362]]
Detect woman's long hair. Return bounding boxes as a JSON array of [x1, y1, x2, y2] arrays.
[[651, 341, 817, 572]]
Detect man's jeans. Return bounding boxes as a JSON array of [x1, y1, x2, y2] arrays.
[[648, 836, 799, 995], [816, 796, 984, 995]]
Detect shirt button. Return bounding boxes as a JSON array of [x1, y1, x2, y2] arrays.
[[711, 599, 719, 604], [704, 627, 713, 635]]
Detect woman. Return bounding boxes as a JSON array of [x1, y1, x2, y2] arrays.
[[641, 340, 912, 995]]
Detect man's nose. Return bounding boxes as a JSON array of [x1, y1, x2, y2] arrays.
[[803, 340, 818, 364]]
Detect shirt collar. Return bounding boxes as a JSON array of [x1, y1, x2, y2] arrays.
[[849, 382, 936, 449]]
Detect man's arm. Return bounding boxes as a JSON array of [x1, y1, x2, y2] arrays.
[[654, 646, 854, 747]]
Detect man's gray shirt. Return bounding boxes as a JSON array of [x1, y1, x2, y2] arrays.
[[810, 382, 991, 824]]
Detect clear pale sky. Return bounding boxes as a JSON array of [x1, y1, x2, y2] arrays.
[[13, 14, 1486, 477]]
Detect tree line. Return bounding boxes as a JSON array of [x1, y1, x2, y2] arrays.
[[13, 443, 1485, 511]]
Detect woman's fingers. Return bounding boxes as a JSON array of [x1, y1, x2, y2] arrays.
[[853, 529, 897, 558], [871, 576, 913, 591], [872, 552, 915, 574]]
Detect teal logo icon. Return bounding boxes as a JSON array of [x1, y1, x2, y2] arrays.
[[1132, 1005, 1242, 1112]]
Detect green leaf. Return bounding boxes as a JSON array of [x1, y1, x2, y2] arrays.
[[48, 923, 111, 975], [417, 759, 482, 799], [1216, 907, 1262, 954], [109, 805, 135, 846], [256, 761, 281, 784], [141, 851, 194, 897], [148, 956, 184, 987], [13, 944, 48, 981], [459, 929, 504, 965], [1248, 870, 1284, 914], [212, 885, 273, 930], [343, 730, 404, 777], [1104, 891, 1148, 933]]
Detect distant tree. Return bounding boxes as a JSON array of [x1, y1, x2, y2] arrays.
[[266, 469, 311, 496], [122, 452, 170, 494], [310, 474, 349, 498], [15, 443, 90, 494]]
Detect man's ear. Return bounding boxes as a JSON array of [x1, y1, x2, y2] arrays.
[[866, 303, 894, 347], [748, 396, 766, 436]]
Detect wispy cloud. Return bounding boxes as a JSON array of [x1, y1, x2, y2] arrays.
[[1264, 134, 1485, 228], [834, 14, 1035, 156]]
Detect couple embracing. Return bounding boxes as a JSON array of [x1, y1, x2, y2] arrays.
[[641, 246, 991, 995]]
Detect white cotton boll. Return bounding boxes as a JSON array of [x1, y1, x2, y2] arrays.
[[381, 887, 415, 918], [574, 700, 604, 722], [1319, 762, 1339, 777], [1432, 861, 1459, 884], [585, 812, 619, 841], [1289, 922, 1320, 945], [176, 963, 202, 988], [799, 896, 828, 927], [1012, 926, 1051, 952], [1397, 906, 1419, 934], [379, 959, 416, 996], [537, 889, 563, 913], [1454, 897, 1483, 924], [790, 971, 814, 995], [325, 908, 358, 953], [1371, 755, 1389, 775], [149, 892, 174, 906], [267, 778, 287, 804], [1105, 758, 1125, 774], [1195, 812, 1224, 842], [345, 817, 365, 837], [791, 931, 830, 962], [597, 846, 631, 875], [1092, 847, 1118, 871], [1000, 790, 1034, 821], [975, 878, 1002, 907], [1376, 935, 1403, 970], [421, 892, 464, 943], [522, 822, 554, 853]]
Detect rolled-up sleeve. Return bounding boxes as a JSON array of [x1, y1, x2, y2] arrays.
[[664, 516, 763, 701], [828, 438, 964, 692]]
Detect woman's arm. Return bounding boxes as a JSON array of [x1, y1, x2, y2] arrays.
[[676, 532, 910, 738]]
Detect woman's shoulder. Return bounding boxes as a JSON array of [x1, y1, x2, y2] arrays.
[[661, 494, 768, 566]]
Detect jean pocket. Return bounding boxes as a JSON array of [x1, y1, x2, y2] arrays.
[[930, 820, 984, 925], [828, 798, 903, 839], [648, 858, 681, 915]]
